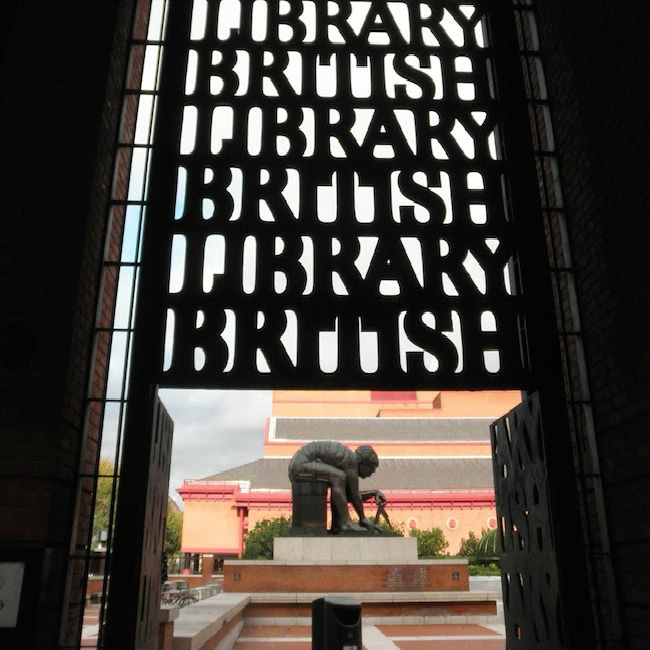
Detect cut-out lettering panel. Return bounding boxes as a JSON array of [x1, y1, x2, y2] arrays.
[[148, 0, 525, 388]]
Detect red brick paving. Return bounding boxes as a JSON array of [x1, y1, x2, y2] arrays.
[[384, 623, 504, 650], [238, 625, 312, 638], [233, 626, 371, 650], [234, 642, 311, 650], [80, 604, 99, 649], [394, 641, 504, 650], [379, 623, 500, 636], [233, 641, 367, 650], [234, 624, 503, 650], [78, 609, 505, 649]]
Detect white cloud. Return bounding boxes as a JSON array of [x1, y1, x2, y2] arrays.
[[159, 389, 272, 507]]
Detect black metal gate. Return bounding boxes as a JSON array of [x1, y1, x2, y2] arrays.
[[99, 1, 596, 647], [491, 393, 565, 649], [103, 393, 173, 649]]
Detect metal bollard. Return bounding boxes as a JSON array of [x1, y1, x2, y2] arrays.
[[312, 596, 362, 650]]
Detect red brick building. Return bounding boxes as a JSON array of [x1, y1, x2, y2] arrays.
[[178, 390, 520, 558]]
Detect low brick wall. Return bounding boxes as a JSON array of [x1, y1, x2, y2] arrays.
[[172, 594, 249, 650], [86, 574, 223, 602], [245, 598, 496, 619], [87, 577, 105, 596], [223, 560, 469, 592], [167, 573, 222, 588]]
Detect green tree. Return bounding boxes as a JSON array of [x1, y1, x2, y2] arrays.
[[376, 519, 406, 536], [477, 528, 499, 556], [92, 458, 115, 548], [468, 562, 501, 576], [241, 516, 292, 559], [92, 458, 183, 561], [458, 530, 482, 557], [458, 529, 499, 558], [409, 527, 449, 558], [164, 506, 183, 556]]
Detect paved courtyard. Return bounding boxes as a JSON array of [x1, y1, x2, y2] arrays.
[[81, 577, 505, 649], [233, 623, 505, 650], [82, 608, 505, 649]]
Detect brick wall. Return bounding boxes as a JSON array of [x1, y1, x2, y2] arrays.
[[223, 561, 470, 593], [0, 2, 137, 648], [1, 1, 647, 648], [62, 1, 152, 644], [534, 3, 649, 648]]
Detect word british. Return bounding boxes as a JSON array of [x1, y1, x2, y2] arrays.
[[156, 0, 522, 387]]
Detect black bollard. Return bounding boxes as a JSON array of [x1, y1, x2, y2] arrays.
[[312, 596, 362, 650]]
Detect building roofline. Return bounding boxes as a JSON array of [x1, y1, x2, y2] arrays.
[[178, 483, 496, 508]]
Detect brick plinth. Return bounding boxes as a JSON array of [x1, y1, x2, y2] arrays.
[[245, 600, 496, 618], [223, 560, 469, 593]]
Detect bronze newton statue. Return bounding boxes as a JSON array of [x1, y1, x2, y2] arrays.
[[288, 440, 389, 534]]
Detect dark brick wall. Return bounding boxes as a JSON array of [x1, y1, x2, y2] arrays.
[[534, 3, 649, 648], [0, 1, 647, 648], [0, 2, 135, 647]]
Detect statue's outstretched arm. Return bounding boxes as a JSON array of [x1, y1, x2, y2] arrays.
[[345, 470, 366, 521], [359, 489, 387, 505]]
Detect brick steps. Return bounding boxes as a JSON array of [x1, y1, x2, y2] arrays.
[[243, 589, 500, 625], [233, 623, 506, 650]]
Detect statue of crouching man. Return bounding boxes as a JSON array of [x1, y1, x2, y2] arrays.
[[288, 440, 386, 534]]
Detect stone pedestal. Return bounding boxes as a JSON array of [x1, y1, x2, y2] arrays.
[[225, 538, 468, 593], [223, 558, 469, 593], [274, 535, 418, 562], [220, 536, 499, 626], [290, 478, 329, 534]]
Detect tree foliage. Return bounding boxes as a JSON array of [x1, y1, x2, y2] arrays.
[[375, 519, 406, 536], [92, 458, 115, 547], [477, 528, 499, 556], [409, 527, 449, 558], [458, 529, 499, 558], [92, 458, 183, 560], [241, 516, 292, 559], [468, 562, 500, 576], [458, 530, 482, 557], [164, 505, 183, 556]]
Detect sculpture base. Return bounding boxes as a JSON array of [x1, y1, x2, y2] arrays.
[[275, 535, 417, 562], [288, 526, 401, 537], [223, 558, 469, 593], [220, 539, 501, 626]]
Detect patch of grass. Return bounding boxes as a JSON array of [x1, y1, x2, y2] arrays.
[[468, 562, 501, 576]]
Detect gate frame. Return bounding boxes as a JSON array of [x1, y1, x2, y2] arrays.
[[101, 2, 596, 648]]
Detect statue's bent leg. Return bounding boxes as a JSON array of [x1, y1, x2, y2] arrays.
[[328, 471, 353, 528], [291, 460, 342, 484], [290, 461, 366, 532], [329, 473, 365, 531], [289, 461, 332, 532], [291, 462, 354, 529]]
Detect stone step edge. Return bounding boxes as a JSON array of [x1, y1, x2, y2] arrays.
[[244, 614, 504, 626], [172, 594, 249, 650], [224, 558, 468, 568], [171, 592, 502, 648], [246, 590, 501, 603]]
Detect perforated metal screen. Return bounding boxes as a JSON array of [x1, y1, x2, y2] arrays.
[[137, 0, 532, 389]]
